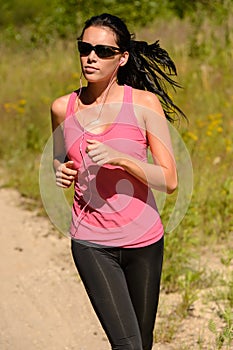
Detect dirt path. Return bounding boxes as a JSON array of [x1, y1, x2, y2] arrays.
[[0, 188, 111, 350], [0, 187, 230, 350]]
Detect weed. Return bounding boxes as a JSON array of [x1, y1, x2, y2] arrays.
[[208, 308, 233, 349]]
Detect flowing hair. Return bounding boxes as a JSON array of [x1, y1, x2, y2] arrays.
[[78, 13, 186, 122]]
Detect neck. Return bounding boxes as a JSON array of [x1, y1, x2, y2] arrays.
[[83, 78, 118, 104]]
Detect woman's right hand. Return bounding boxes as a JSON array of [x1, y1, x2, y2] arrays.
[[55, 160, 78, 188]]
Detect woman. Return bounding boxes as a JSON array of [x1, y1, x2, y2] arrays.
[[51, 13, 185, 350]]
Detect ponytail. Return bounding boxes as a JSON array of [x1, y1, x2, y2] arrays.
[[117, 39, 186, 122]]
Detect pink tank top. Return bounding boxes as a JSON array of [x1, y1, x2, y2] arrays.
[[64, 85, 164, 248]]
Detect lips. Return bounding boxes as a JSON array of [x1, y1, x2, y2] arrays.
[[84, 66, 99, 73]]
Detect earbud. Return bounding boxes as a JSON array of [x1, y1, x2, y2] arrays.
[[119, 58, 125, 65]]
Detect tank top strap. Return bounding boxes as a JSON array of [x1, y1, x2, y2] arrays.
[[123, 85, 133, 104], [65, 91, 78, 118], [66, 86, 131, 118]]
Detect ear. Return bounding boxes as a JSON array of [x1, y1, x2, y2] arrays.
[[119, 51, 129, 66]]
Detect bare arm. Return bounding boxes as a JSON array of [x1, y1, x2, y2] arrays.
[[51, 96, 77, 188]]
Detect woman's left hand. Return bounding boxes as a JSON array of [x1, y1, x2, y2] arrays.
[[85, 139, 122, 166]]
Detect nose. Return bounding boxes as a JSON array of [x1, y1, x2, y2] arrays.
[[87, 49, 97, 62]]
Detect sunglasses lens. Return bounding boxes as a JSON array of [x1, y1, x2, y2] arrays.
[[78, 42, 92, 56], [78, 42, 120, 58], [96, 46, 116, 58]]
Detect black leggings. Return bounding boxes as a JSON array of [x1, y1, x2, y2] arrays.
[[71, 237, 164, 350]]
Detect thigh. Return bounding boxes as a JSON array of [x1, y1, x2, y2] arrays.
[[71, 240, 143, 350], [122, 237, 164, 350]]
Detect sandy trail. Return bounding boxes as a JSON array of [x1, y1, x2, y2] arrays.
[[0, 188, 111, 350]]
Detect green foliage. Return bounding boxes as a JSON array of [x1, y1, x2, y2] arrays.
[[187, 0, 233, 58], [0, 0, 168, 45], [208, 308, 233, 349], [162, 225, 197, 293], [176, 269, 200, 317], [0, 0, 54, 26], [1, 0, 233, 48], [168, 0, 233, 19], [76, 0, 170, 28], [206, 254, 233, 349], [0, 0, 169, 31]]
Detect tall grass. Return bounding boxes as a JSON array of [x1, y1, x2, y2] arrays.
[[0, 41, 79, 197]]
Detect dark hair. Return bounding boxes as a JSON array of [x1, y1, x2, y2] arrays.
[[79, 13, 186, 122]]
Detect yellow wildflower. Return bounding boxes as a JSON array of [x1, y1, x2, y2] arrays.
[[18, 99, 26, 106], [187, 131, 198, 141], [3, 103, 12, 113], [16, 107, 25, 115]]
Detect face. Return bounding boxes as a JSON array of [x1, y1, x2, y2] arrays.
[[79, 26, 127, 83]]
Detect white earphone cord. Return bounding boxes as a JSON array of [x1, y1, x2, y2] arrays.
[[72, 62, 121, 234]]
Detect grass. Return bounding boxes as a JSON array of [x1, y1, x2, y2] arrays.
[[0, 11, 233, 349]]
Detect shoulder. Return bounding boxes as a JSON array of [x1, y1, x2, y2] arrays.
[[131, 88, 164, 117], [51, 93, 73, 124]]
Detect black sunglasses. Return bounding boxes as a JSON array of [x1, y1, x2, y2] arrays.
[[77, 41, 121, 58]]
